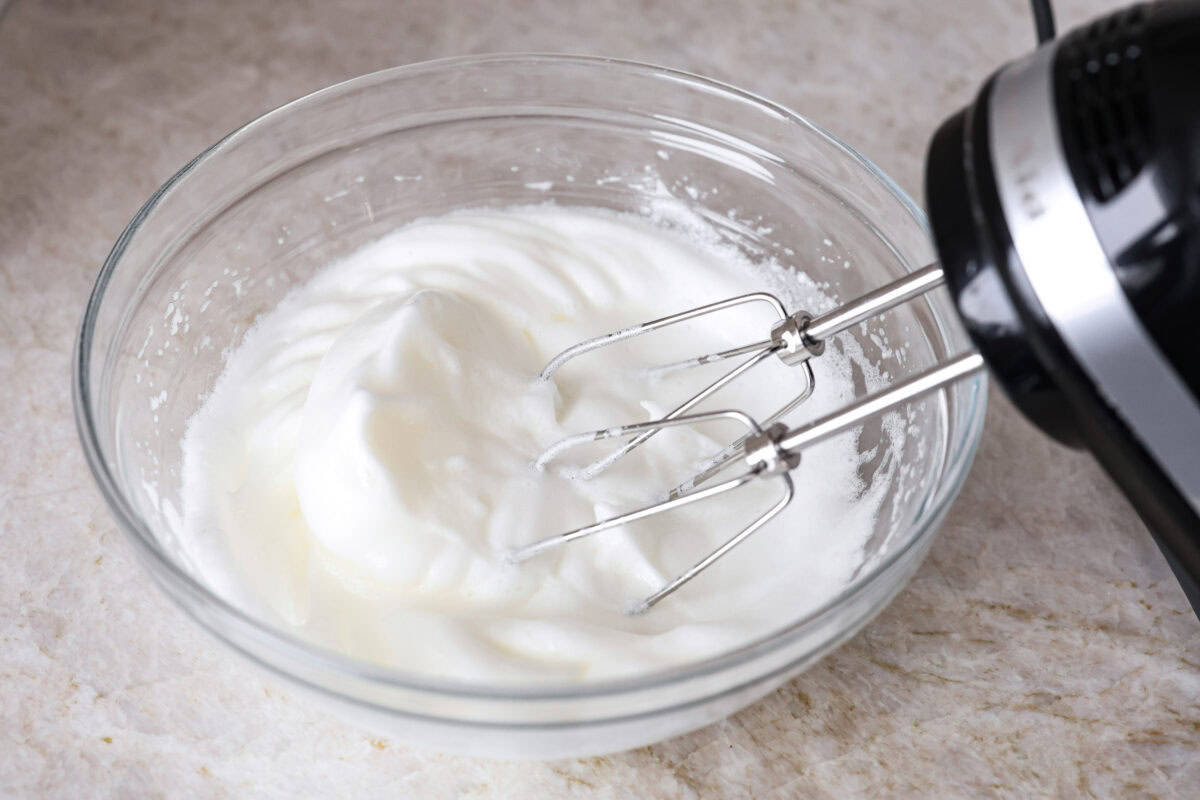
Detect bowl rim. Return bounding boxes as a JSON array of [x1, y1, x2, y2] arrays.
[[73, 52, 988, 711]]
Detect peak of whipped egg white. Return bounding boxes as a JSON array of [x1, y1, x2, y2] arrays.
[[177, 205, 897, 682]]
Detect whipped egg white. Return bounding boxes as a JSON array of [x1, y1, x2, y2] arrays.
[[178, 206, 892, 682]]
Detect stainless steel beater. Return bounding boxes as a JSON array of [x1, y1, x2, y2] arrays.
[[514, 263, 984, 614]]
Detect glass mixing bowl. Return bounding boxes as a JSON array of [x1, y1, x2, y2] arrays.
[[74, 55, 986, 759]]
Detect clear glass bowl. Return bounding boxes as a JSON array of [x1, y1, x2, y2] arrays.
[[73, 55, 986, 759]]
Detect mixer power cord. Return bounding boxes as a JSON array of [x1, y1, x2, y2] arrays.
[[1031, 0, 1057, 43]]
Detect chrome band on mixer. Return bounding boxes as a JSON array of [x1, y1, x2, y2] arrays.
[[989, 45, 1200, 517]]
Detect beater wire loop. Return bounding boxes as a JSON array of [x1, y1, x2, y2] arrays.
[[632, 473, 795, 614], [517, 407, 798, 612], [536, 291, 817, 479]]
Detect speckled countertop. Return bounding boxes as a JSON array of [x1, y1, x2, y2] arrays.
[[2, 0, 1198, 796]]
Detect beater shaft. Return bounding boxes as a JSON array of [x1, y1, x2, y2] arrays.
[[805, 263, 945, 342], [777, 351, 983, 454]]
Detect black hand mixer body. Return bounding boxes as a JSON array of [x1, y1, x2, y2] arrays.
[[926, 1, 1200, 610]]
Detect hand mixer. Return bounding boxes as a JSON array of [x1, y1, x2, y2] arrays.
[[514, 0, 1200, 616]]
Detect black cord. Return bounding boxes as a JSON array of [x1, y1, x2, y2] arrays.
[[1031, 0, 1057, 43]]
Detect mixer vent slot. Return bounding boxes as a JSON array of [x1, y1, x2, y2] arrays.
[[1058, 4, 1153, 202]]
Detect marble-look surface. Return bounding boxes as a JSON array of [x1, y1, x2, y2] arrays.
[[2, 0, 1198, 796]]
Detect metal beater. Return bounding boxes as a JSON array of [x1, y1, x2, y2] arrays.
[[514, 263, 980, 613]]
